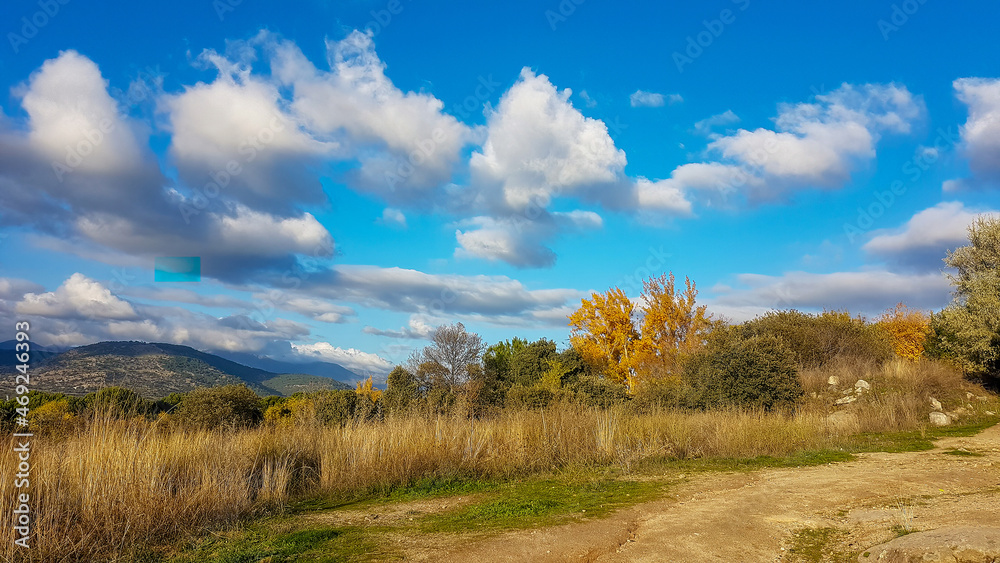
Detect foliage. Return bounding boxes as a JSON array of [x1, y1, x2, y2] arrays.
[[174, 384, 263, 429], [567, 375, 629, 408], [877, 303, 931, 362], [635, 273, 717, 379], [568, 286, 640, 389], [683, 327, 802, 411], [930, 215, 1000, 380], [739, 309, 893, 368], [28, 399, 77, 433], [355, 375, 383, 404], [313, 390, 362, 426], [84, 386, 149, 417], [383, 366, 419, 414]]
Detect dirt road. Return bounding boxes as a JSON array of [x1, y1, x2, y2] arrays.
[[433, 425, 1000, 562]]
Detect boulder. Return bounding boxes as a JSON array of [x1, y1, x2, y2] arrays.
[[858, 526, 1000, 562], [929, 411, 950, 426], [929, 397, 943, 411], [855, 379, 871, 392], [835, 395, 858, 405], [828, 375, 840, 386]]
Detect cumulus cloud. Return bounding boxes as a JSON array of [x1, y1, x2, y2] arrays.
[[16, 273, 138, 320], [265, 31, 473, 204], [681, 83, 924, 204], [954, 77, 1000, 185], [0, 49, 336, 283], [863, 202, 995, 271], [290, 342, 392, 375]]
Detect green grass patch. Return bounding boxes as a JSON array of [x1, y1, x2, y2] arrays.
[[840, 417, 999, 454], [786, 526, 851, 563], [635, 449, 855, 476], [168, 524, 378, 563], [420, 473, 661, 533], [942, 448, 985, 457]]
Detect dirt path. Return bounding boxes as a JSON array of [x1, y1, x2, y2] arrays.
[[428, 425, 1000, 562]]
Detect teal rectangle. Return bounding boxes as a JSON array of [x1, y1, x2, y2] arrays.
[[155, 257, 201, 282]]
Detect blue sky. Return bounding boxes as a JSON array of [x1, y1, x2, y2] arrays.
[[1, 0, 998, 378]]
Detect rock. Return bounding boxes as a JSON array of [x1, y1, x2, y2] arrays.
[[929, 411, 950, 426], [827, 411, 859, 429], [835, 395, 858, 405], [929, 397, 942, 411], [828, 375, 840, 386], [854, 379, 871, 391], [858, 526, 1000, 562]]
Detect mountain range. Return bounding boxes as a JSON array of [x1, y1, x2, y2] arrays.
[[0, 340, 356, 398]]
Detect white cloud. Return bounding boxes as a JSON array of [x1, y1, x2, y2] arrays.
[[291, 342, 393, 375], [454, 211, 603, 268], [267, 31, 473, 203], [705, 83, 924, 202], [693, 110, 740, 136], [0, 278, 45, 301], [709, 269, 950, 322], [470, 68, 628, 212], [16, 273, 138, 320], [377, 207, 407, 228], [629, 90, 680, 107], [296, 265, 582, 321], [578, 90, 597, 108], [363, 315, 435, 339], [954, 77, 1000, 184], [863, 202, 996, 270]]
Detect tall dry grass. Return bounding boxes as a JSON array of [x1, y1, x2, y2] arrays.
[[0, 359, 995, 562]]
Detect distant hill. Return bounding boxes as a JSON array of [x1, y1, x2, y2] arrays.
[[10, 341, 351, 398], [213, 351, 361, 385], [0, 340, 62, 371]]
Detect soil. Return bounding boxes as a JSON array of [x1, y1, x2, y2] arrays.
[[400, 424, 1000, 562]]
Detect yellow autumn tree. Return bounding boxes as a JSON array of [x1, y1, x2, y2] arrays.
[[635, 273, 716, 380], [568, 286, 640, 389], [877, 302, 931, 362], [356, 375, 383, 403]]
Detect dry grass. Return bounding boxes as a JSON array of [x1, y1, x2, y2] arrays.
[[1, 360, 996, 562]]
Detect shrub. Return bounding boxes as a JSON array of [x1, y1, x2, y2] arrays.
[[84, 386, 148, 417], [568, 375, 628, 408], [506, 385, 554, 409], [683, 328, 802, 411], [173, 384, 263, 429], [740, 310, 893, 368], [313, 390, 360, 426], [28, 399, 77, 433]]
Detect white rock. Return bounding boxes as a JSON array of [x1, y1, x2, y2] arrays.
[[828, 375, 840, 386], [854, 379, 871, 391], [835, 395, 857, 405], [929, 397, 942, 411], [929, 411, 950, 426]]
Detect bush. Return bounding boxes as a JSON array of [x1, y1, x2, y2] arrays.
[[505, 385, 554, 409], [683, 328, 802, 411], [384, 366, 419, 414], [568, 375, 628, 408], [174, 384, 263, 429], [740, 310, 893, 368], [84, 386, 148, 417], [313, 390, 360, 426]]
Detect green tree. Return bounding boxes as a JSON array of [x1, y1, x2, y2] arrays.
[[931, 215, 1000, 381], [383, 365, 419, 414]]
